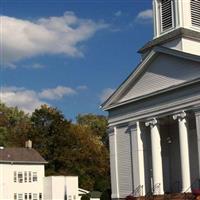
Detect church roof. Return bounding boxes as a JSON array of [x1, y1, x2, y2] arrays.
[[139, 28, 200, 54], [0, 147, 47, 164], [101, 46, 200, 111]]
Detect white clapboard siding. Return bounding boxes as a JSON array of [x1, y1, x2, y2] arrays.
[[120, 54, 200, 102], [116, 126, 133, 198]]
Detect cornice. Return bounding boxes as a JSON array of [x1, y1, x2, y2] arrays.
[[138, 28, 200, 54]]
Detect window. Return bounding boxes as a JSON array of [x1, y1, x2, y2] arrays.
[[14, 171, 17, 182], [39, 193, 42, 200], [160, 0, 175, 32], [191, 0, 200, 27], [18, 194, 23, 200], [29, 172, 32, 182], [29, 193, 32, 200], [24, 172, 28, 183], [73, 195, 76, 200], [18, 172, 23, 183], [14, 193, 17, 200], [25, 193, 28, 200], [32, 172, 37, 182], [33, 193, 37, 200]]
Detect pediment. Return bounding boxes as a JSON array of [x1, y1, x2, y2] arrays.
[[102, 47, 200, 110], [119, 54, 200, 102]]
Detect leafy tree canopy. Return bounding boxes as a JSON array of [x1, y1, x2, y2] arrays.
[[0, 104, 110, 192]]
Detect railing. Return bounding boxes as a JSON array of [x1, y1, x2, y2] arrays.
[[183, 179, 200, 200], [153, 183, 161, 196], [127, 185, 144, 198], [133, 185, 144, 197], [144, 190, 153, 200], [145, 183, 161, 200]]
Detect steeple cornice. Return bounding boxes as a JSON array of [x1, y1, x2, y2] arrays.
[[139, 28, 200, 54]]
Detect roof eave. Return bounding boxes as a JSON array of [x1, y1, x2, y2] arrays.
[[0, 160, 48, 164]]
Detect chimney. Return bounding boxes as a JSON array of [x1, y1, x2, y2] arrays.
[[25, 140, 32, 149]]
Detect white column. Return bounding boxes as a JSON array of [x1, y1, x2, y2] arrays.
[[136, 122, 146, 196], [194, 108, 200, 180], [130, 122, 146, 196], [145, 118, 164, 195], [173, 111, 191, 192], [109, 126, 119, 199]]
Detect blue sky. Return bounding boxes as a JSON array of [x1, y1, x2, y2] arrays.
[[0, 0, 153, 120]]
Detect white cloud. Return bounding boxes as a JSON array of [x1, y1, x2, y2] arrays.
[[0, 87, 46, 113], [99, 88, 115, 103], [0, 12, 108, 66], [136, 9, 153, 22], [0, 85, 79, 113], [39, 86, 76, 100], [114, 11, 122, 17]]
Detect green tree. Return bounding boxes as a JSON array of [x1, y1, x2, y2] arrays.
[[0, 103, 110, 194], [30, 105, 72, 174], [64, 124, 110, 191], [76, 114, 108, 145], [0, 103, 31, 147]]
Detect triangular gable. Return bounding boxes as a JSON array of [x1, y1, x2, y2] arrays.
[[102, 47, 200, 110]]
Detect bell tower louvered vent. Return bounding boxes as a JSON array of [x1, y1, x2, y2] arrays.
[[161, 0, 174, 32], [191, 0, 200, 27]]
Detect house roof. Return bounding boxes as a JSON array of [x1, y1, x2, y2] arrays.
[[0, 148, 47, 164], [138, 28, 200, 54], [101, 46, 200, 111]]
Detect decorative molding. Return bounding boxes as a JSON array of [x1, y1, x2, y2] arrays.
[[108, 93, 200, 126], [173, 111, 186, 120], [107, 127, 115, 136], [128, 122, 137, 132], [145, 118, 158, 127]]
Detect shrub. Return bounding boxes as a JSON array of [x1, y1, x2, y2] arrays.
[[125, 195, 135, 200], [81, 194, 90, 200]]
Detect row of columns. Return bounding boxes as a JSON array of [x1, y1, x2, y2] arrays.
[[145, 111, 191, 195]]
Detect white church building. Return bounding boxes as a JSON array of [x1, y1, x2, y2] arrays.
[[102, 0, 200, 199]]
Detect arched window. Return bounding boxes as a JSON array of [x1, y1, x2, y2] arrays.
[[191, 0, 200, 27]]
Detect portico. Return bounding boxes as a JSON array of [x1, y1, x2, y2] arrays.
[[108, 106, 200, 199], [138, 110, 199, 195]]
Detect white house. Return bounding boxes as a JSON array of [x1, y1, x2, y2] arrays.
[[43, 176, 83, 200], [0, 141, 90, 200], [102, 0, 200, 199], [0, 143, 47, 200]]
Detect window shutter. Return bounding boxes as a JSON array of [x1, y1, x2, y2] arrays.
[[161, 0, 174, 31], [191, 0, 200, 27]]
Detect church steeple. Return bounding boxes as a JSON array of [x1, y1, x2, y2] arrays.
[[139, 0, 200, 56], [153, 0, 200, 38]]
